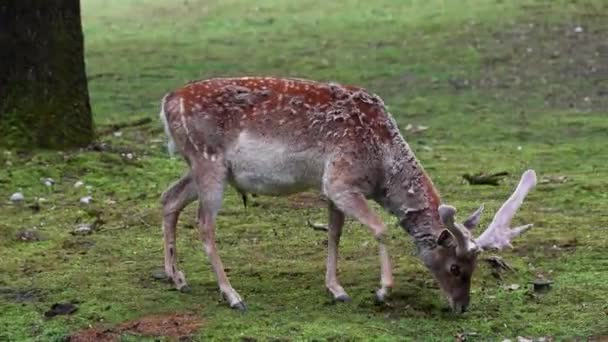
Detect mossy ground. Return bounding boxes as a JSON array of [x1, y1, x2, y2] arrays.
[[1, 0, 607, 340]]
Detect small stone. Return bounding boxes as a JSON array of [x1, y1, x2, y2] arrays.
[[113, 131, 123, 137], [531, 279, 553, 293], [126, 153, 134, 160], [42, 178, 55, 187], [71, 223, 93, 235], [10, 192, 24, 202], [151, 269, 169, 281], [574, 26, 583, 33], [79, 196, 93, 204], [74, 181, 84, 188]]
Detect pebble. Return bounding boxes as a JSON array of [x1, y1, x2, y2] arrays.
[[42, 178, 55, 187], [79, 196, 93, 204], [10, 192, 24, 202], [72, 223, 93, 235]]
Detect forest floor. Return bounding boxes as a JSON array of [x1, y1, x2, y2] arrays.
[[1, 0, 607, 340]]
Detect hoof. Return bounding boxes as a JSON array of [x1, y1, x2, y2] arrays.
[[178, 285, 192, 294], [230, 301, 247, 312], [374, 290, 388, 304], [374, 231, 388, 243], [334, 294, 352, 302], [374, 286, 391, 304]]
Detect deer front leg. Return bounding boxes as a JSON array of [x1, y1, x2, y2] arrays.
[[192, 163, 245, 311], [326, 202, 350, 302], [328, 191, 393, 303], [161, 172, 198, 292]]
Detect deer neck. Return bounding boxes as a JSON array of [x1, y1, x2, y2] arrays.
[[378, 142, 443, 252]]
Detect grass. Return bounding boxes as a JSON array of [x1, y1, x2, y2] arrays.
[[1, 0, 608, 340]]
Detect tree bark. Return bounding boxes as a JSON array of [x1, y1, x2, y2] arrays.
[[0, 0, 94, 148]]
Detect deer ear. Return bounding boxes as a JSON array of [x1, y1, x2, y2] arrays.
[[437, 229, 453, 247]]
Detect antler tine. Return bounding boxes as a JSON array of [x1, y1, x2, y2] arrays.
[[475, 170, 537, 250], [438, 205, 473, 256]]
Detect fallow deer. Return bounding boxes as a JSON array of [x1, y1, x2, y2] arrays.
[[159, 77, 537, 312]]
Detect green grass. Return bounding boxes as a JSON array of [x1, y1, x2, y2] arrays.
[[1, 0, 608, 340]]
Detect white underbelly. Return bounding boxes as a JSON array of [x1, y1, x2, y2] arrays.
[[226, 132, 324, 195]]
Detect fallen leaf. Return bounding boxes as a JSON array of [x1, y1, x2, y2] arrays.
[[44, 302, 78, 317], [504, 283, 520, 291], [539, 175, 568, 184], [404, 124, 429, 134]]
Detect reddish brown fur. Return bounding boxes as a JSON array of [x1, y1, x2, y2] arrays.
[[163, 77, 397, 158], [420, 171, 441, 217]]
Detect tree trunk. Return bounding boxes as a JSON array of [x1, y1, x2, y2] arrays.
[[0, 0, 94, 148]]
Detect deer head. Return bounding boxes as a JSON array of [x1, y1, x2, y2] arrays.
[[422, 170, 537, 312]]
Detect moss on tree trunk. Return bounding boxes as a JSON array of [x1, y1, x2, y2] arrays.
[[0, 0, 94, 149]]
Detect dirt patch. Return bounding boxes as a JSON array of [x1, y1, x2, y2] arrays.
[[371, 7, 608, 113], [0, 287, 43, 303], [513, 238, 577, 258], [67, 327, 119, 342], [474, 17, 608, 111], [68, 313, 204, 341], [15, 229, 43, 242], [287, 192, 326, 209]]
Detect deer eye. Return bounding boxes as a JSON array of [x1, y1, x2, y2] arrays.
[[450, 265, 461, 276]]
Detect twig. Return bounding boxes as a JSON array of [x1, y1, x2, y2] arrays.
[[138, 217, 152, 228], [368, 325, 393, 334], [97, 117, 154, 136], [462, 171, 509, 186]]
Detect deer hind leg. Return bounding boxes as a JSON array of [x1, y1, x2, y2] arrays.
[[325, 202, 350, 301], [161, 172, 198, 291], [325, 189, 393, 303], [191, 159, 245, 311]]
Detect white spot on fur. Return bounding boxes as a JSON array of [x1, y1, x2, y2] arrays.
[[160, 94, 176, 156], [180, 113, 200, 152]]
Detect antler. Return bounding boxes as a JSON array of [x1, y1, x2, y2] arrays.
[[475, 169, 537, 250], [438, 205, 478, 256]]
